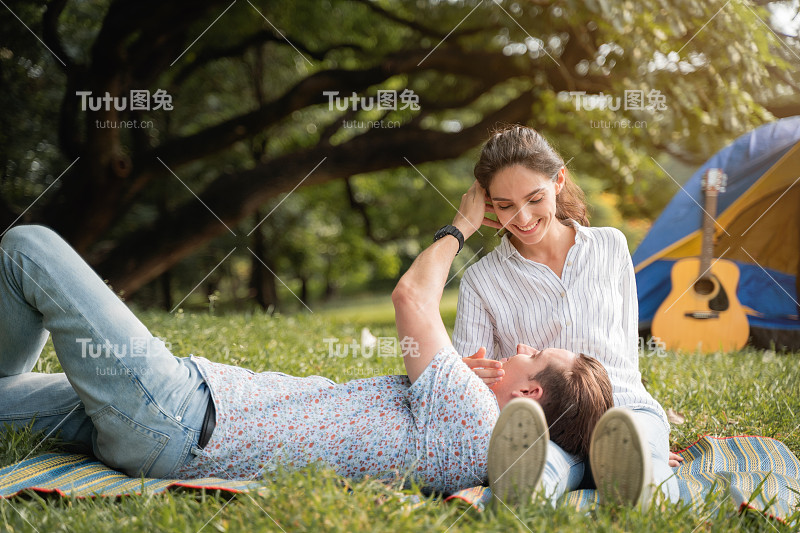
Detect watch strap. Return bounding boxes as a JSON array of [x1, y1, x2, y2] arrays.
[[434, 225, 465, 255]]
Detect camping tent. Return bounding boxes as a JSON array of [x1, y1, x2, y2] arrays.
[[633, 116, 800, 350]]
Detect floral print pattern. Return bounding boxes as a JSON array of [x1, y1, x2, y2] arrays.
[[173, 345, 500, 494]]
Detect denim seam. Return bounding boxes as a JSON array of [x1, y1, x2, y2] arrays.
[[173, 380, 198, 420], [0, 402, 83, 420], [169, 384, 207, 474]]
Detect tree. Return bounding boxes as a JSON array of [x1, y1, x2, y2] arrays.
[[1, 0, 798, 298]]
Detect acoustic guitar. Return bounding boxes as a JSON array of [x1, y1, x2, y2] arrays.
[[651, 168, 749, 353]]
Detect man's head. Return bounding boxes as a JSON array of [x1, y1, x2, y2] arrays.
[[490, 344, 613, 457]]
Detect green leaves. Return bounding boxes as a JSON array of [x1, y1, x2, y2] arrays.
[[3, 0, 798, 302]]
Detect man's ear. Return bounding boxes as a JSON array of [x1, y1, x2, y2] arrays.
[[511, 383, 543, 400], [528, 383, 543, 400]]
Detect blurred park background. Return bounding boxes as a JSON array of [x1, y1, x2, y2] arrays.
[[1, 0, 799, 314]]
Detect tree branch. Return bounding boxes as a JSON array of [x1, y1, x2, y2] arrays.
[[344, 177, 378, 242], [174, 29, 364, 84], [766, 65, 800, 93], [319, 108, 359, 146], [94, 91, 536, 293], [351, 0, 448, 40], [415, 79, 495, 110], [141, 46, 539, 173], [764, 99, 800, 118], [352, 0, 504, 42], [42, 0, 73, 71], [89, 0, 227, 82]]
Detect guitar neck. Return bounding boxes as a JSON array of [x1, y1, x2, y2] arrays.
[[699, 192, 718, 276]]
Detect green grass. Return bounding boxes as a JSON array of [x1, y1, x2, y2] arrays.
[[2, 302, 799, 532], [312, 287, 461, 326]]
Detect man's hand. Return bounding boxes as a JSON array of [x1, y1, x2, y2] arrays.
[[463, 347, 505, 386]]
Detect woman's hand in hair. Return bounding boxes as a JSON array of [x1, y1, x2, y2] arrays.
[[452, 181, 502, 240], [462, 347, 505, 386]]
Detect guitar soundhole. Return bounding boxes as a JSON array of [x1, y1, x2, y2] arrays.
[[694, 278, 715, 295]]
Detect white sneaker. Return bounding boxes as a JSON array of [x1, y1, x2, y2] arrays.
[[590, 407, 653, 510], [488, 398, 549, 506]]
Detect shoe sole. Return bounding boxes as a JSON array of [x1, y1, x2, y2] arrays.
[[487, 398, 548, 506], [590, 408, 653, 510]]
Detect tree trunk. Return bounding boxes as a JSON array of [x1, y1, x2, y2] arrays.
[[323, 258, 338, 301], [299, 276, 309, 309], [160, 270, 173, 311], [249, 212, 279, 312]]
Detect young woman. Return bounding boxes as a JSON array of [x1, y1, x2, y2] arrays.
[[452, 124, 680, 505], [0, 213, 611, 494]]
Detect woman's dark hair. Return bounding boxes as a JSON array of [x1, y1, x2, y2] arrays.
[[533, 353, 613, 457], [474, 124, 589, 227]]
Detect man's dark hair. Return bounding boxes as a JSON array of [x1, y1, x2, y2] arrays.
[[533, 353, 614, 457]]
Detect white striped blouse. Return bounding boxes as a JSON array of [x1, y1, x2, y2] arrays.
[[452, 221, 669, 430]]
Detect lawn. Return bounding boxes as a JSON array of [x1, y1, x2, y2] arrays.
[[1, 298, 799, 532]]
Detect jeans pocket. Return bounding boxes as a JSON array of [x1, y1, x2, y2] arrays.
[[92, 405, 169, 477], [164, 443, 205, 479]]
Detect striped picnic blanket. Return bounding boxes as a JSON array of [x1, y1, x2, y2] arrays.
[[446, 435, 800, 523], [1, 435, 798, 524], [0, 453, 266, 498]]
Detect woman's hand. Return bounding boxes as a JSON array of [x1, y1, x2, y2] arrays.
[[463, 347, 504, 386], [452, 181, 501, 240], [668, 452, 684, 468]]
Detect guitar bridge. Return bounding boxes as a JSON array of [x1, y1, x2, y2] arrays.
[[684, 311, 720, 319]]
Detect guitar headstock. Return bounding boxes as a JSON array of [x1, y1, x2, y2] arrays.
[[702, 168, 727, 195]]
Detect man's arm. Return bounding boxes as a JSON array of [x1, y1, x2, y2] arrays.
[[391, 181, 500, 383]]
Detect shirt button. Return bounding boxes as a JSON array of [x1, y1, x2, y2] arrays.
[[567, 261, 572, 266], [176, 416, 182, 422], [560, 292, 566, 298], [565, 321, 572, 327]]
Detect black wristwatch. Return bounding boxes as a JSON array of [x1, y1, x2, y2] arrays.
[[433, 224, 465, 255]]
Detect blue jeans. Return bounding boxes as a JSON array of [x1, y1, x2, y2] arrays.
[[541, 408, 680, 505], [0, 225, 210, 477]]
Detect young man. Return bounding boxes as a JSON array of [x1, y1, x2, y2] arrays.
[[0, 184, 613, 499]]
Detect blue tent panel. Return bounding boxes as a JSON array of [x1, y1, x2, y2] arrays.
[[633, 117, 800, 267], [634, 117, 800, 333]]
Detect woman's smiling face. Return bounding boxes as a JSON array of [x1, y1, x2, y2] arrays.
[[489, 165, 564, 247]]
